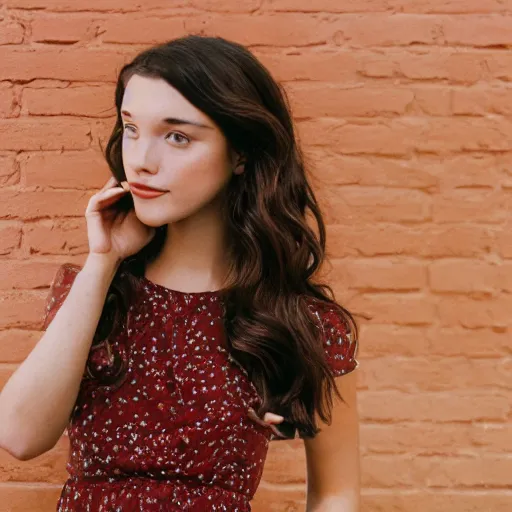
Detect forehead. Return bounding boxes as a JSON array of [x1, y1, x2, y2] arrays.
[[121, 74, 207, 124]]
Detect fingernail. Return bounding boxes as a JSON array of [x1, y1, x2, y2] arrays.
[[120, 181, 130, 191]]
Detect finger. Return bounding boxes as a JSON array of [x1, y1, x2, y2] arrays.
[[247, 408, 289, 439], [268, 424, 289, 439], [99, 176, 120, 193], [263, 412, 285, 424], [86, 187, 127, 214], [247, 408, 267, 427], [97, 187, 128, 203]]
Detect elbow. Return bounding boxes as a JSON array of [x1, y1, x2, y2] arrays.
[[0, 425, 49, 461], [0, 439, 48, 461], [0, 437, 32, 461]]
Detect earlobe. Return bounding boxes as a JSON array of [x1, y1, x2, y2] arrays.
[[233, 156, 246, 175]]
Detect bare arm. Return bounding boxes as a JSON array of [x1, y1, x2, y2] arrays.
[[0, 254, 119, 460], [304, 370, 360, 512]]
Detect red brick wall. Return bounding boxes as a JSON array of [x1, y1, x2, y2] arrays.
[[1, 1, 511, 510]]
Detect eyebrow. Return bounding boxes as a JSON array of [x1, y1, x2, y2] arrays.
[[121, 110, 213, 129]]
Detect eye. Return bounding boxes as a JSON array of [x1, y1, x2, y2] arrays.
[[166, 132, 190, 146], [122, 124, 137, 136]]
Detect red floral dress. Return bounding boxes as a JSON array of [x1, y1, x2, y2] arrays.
[[43, 263, 358, 511]]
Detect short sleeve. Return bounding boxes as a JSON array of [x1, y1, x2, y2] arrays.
[[42, 263, 82, 330], [308, 299, 359, 377]]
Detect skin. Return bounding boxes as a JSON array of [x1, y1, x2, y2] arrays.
[[118, 74, 360, 510], [120, 74, 244, 293]]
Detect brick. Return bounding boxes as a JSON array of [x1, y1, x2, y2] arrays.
[[261, 439, 305, 484], [0, 484, 61, 510], [348, 294, 436, 326], [358, 325, 430, 357], [0, 190, 90, 219], [320, 187, 430, 224], [426, 328, 511, 358], [443, 16, 512, 47], [360, 49, 486, 83], [256, 51, 360, 82], [306, 151, 437, 190], [362, 491, 512, 512], [495, 227, 512, 258], [0, 84, 16, 118], [438, 295, 512, 329], [453, 86, 512, 116], [359, 357, 512, 391], [0, 155, 19, 186], [286, 84, 414, 117], [186, 14, 337, 47], [335, 259, 427, 291], [0, 260, 64, 290], [22, 85, 115, 117], [427, 154, 510, 190], [24, 219, 89, 256], [0, 330, 40, 363], [416, 117, 512, 153], [413, 87, 452, 116], [0, 47, 129, 82], [0, 20, 24, 44], [100, 16, 188, 44], [326, 224, 493, 258], [362, 48, 512, 84], [189, 0, 261, 12], [22, 150, 110, 188], [331, 14, 443, 47], [266, 0, 512, 14], [30, 14, 93, 43], [486, 52, 512, 82], [252, 483, 305, 512], [362, 455, 512, 488], [359, 390, 509, 422], [298, 119, 417, 156], [361, 422, 512, 455], [0, 223, 22, 255], [0, 292, 49, 329], [433, 191, 508, 224], [4, 0, 181, 10], [430, 261, 512, 293], [0, 118, 93, 151]]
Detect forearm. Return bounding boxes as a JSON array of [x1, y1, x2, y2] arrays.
[[0, 254, 119, 460]]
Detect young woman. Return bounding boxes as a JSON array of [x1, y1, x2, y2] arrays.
[[0, 36, 360, 511]]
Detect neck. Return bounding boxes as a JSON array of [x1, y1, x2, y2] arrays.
[[146, 204, 232, 293]]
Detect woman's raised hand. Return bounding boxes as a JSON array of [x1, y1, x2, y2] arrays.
[[85, 177, 155, 264]]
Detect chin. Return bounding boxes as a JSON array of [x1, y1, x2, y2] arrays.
[[133, 208, 184, 228]]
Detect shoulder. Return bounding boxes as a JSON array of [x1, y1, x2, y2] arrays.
[[304, 296, 359, 378], [42, 261, 134, 331], [42, 263, 82, 330]]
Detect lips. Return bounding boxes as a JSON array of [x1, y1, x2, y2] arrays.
[[129, 183, 168, 199]]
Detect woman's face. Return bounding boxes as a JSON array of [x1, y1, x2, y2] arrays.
[[120, 74, 240, 228]]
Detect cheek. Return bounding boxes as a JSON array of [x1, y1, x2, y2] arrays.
[[169, 143, 232, 192]]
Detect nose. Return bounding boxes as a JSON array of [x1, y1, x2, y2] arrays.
[[124, 138, 159, 176]]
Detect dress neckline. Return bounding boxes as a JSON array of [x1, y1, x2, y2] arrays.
[[139, 273, 225, 297]]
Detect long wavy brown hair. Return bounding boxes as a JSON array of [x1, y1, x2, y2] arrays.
[[100, 35, 357, 439]]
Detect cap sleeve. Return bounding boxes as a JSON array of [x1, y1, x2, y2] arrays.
[[307, 298, 359, 377], [42, 263, 82, 330]]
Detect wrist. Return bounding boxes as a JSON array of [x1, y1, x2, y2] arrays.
[[84, 252, 121, 278]]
